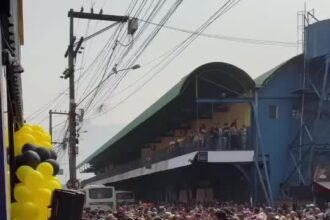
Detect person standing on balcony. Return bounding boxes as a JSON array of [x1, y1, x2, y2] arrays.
[[169, 139, 176, 153], [210, 127, 218, 148], [187, 129, 195, 145], [192, 130, 200, 147], [223, 123, 230, 150], [240, 124, 247, 150], [230, 122, 239, 149], [217, 125, 224, 150], [199, 124, 207, 147], [198, 131, 205, 148]]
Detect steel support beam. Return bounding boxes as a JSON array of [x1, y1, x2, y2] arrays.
[[196, 98, 253, 104], [316, 57, 330, 119], [252, 90, 273, 206], [289, 150, 306, 184]]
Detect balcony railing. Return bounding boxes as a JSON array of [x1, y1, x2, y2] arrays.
[[82, 135, 253, 186]]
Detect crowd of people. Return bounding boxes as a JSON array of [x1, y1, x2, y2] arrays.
[[82, 202, 330, 220], [168, 122, 249, 152], [141, 122, 250, 164]]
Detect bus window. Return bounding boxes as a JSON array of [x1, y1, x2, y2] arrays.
[[116, 191, 135, 205], [83, 186, 116, 210], [116, 192, 134, 200], [89, 188, 113, 199]]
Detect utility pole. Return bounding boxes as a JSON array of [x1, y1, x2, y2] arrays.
[[64, 8, 136, 189], [67, 13, 78, 189]]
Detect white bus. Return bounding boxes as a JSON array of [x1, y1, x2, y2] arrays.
[[115, 190, 135, 205], [81, 185, 116, 210]]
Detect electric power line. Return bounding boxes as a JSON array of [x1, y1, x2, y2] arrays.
[[82, 0, 183, 116], [86, 0, 243, 119], [139, 19, 298, 47]]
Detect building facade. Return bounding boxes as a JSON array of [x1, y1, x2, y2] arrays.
[[1, 0, 24, 219], [79, 19, 330, 206]]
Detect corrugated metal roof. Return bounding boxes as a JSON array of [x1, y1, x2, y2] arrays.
[[77, 76, 187, 169], [254, 54, 303, 87]]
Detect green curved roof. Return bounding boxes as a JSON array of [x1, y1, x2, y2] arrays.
[[78, 62, 255, 169]]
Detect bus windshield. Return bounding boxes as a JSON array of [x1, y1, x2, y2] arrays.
[[89, 188, 113, 199]]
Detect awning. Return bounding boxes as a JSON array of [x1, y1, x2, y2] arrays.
[[83, 150, 255, 185], [316, 182, 330, 189], [87, 152, 198, 185], [314, 181, 330, 191]]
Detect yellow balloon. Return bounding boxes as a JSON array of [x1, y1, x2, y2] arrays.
[[47, 208, 52, 218], [35, 188, 52, 206], [37, 207, 48, 220], [49, 176, 62, 189], [17, 125, 33, 136], [14, 133, 39, 155], [39, 141, 53, 149], [22, 124, 33, 130], [14, 184, 34, 203], [11, 202, 22, 218], [43, 132, 52, 142], [20, 202, 40, 219], [32, 125, 46, 133], [24, 170, 45, 189], [16, 165, 34, 182], [32, 131, 48, 142], [47, 179, 62, 191], [50, 176, 61, 184], [13, 134, 24, 156], [37, 162, 53, 179], [17, 133, 38, 147]]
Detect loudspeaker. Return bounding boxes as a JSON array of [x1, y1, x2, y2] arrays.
[[50, 189, 85, 220]]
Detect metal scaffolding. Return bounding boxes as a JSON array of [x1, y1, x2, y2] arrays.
[[282, 11, 330, 197]]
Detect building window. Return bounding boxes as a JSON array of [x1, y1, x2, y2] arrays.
[[269, 105, 278, 119], [292, 107, 300, 119]]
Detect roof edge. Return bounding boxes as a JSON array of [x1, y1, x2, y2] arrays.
[[254, 54, 303, 87]]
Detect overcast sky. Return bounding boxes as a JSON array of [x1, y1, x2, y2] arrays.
[[20, 0, 330, 182]]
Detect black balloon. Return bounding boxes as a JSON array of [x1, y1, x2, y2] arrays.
[[35, 147, 51, 162], [21, 150, 41, 169], [14, 154, 24, 170], [45, 159, 60, 175], [14, 174, 21, 184], [22, 144, 37, 153], [49, 149, 58, 160]]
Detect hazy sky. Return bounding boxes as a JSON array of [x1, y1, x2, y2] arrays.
[[20, 0, 330, 182]]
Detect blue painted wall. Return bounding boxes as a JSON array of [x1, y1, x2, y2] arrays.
[[257, 57, 303, 199], [257, 52, 330, 200]]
